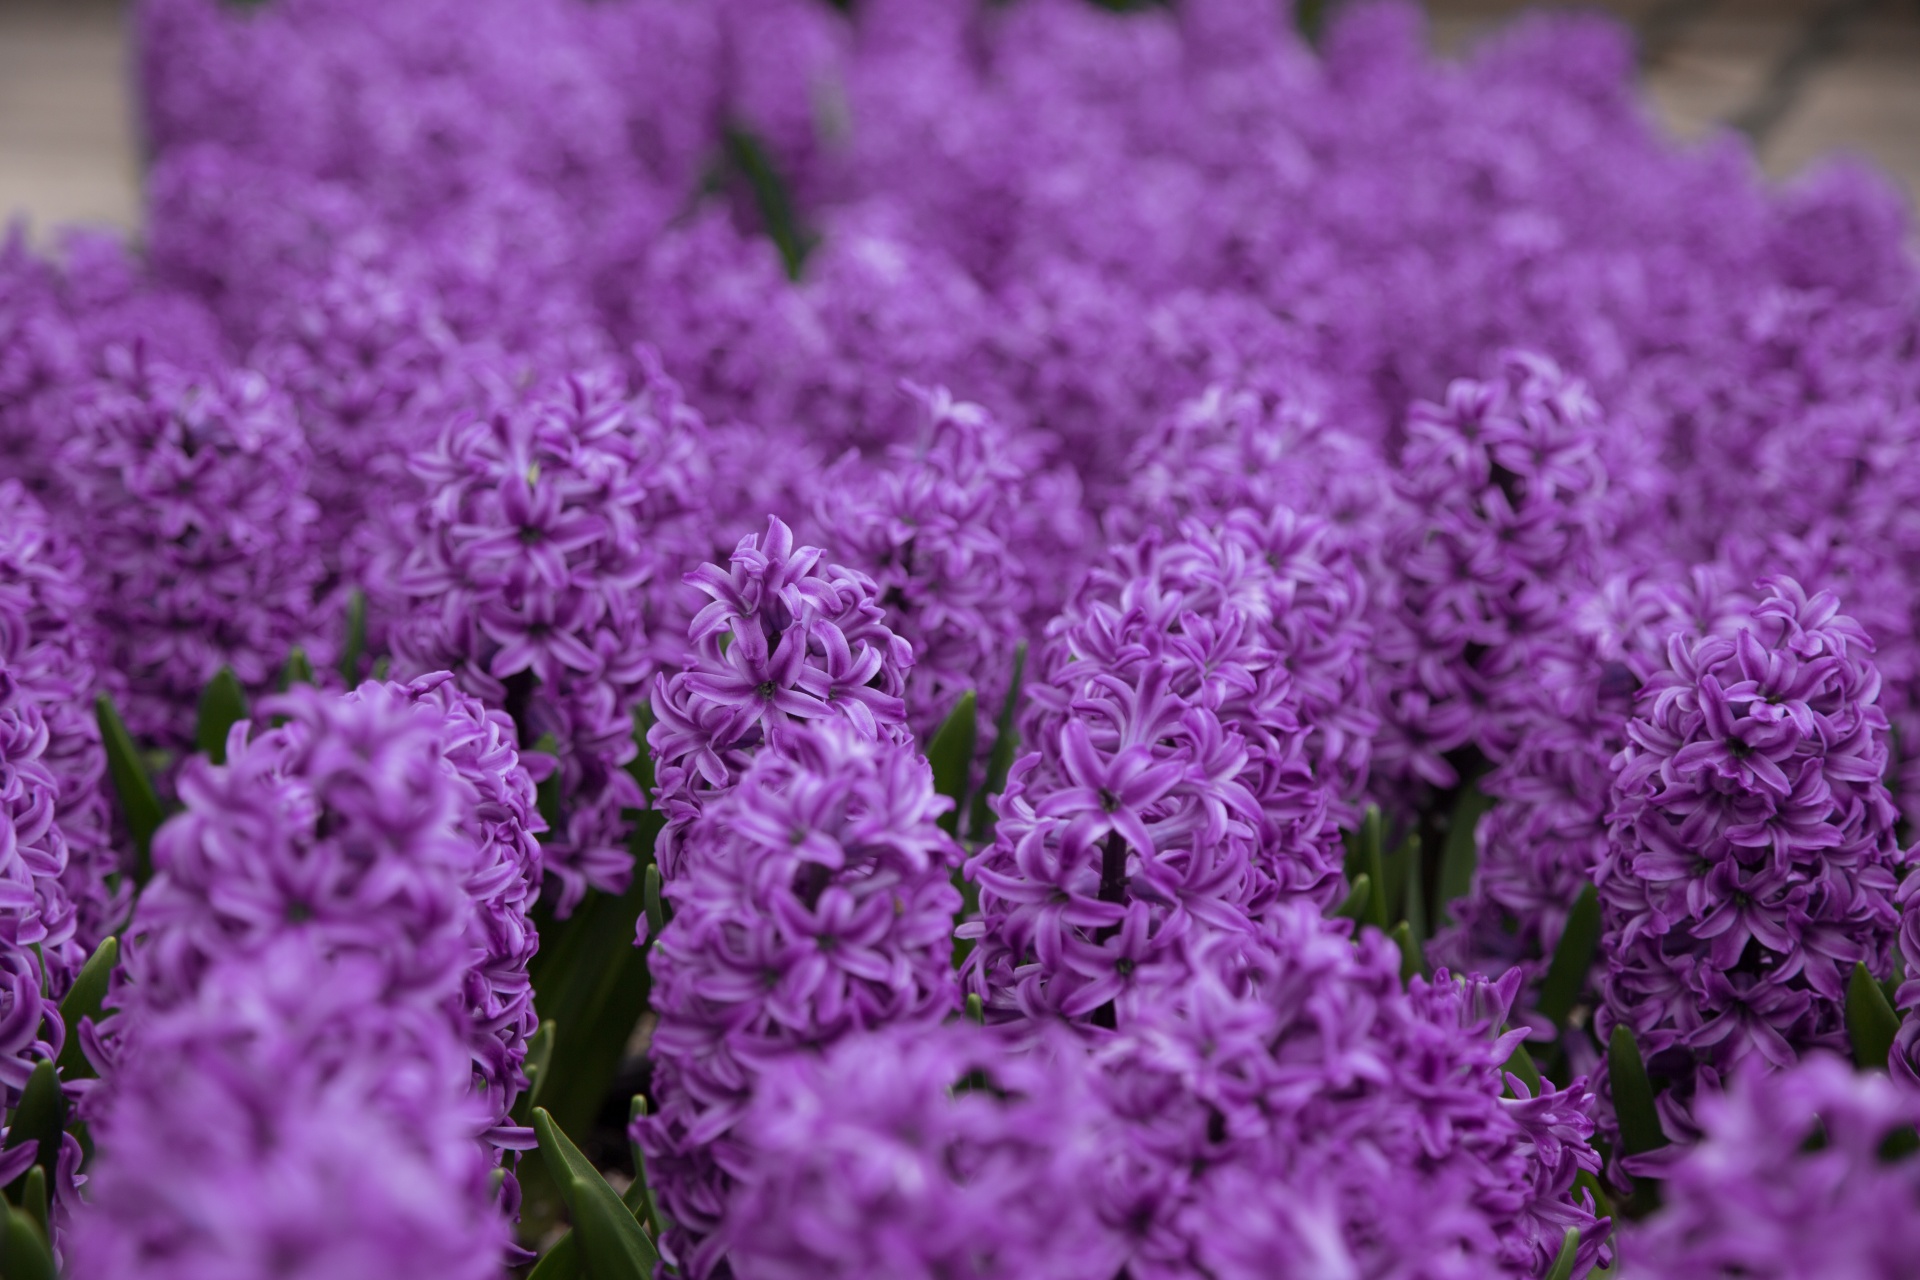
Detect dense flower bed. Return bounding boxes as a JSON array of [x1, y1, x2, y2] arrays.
[[0, 0, 1918, 1276]]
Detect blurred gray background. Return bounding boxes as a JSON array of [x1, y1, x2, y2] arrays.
[[2, 0, 1918, 243]]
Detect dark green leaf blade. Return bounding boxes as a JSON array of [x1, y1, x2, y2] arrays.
[[194, 666, 248, 765], [1543, 1227, 1579, 1280], [339, 588, 367, 685], [1608, 1024, 1669, 1158], [511, 1019, 558, 1127], [534, 1108, 658, 1279], [3, 1060, 65, 1197], [1331, 874, 1372, 922], [526, 1231, 581, 1280], [1848, 960, 1901, 1072], [925, 691, 977, 837], [1390, 921, 1423, 983], [625, 1095, 661, 1237], [56, 936, 118, 1082], [968, 642, 1026, 843], [1436, 783, 1492, 928], [96, 694, 163, 882], [1536, 885, 1601, 1029], [278, 646, 315, 691], [0, 1202, 54, 1280], [723, 126, 813, 280]]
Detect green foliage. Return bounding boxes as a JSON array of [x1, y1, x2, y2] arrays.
[[1607, 1024, 1669, 1159], [530, 810, 664, 1145], [278, 646, 315, 691], [1330, 874, 1372, 922], [194, 667, 249, 765], [969, 642, 1027, 842], [1535, 885, 1601, 1030], [926, 691, 978, 837], [338, 589, 368, 685], [55, 936, 118, 1082], [1435, 783, 1491, 928], [3, 1062, 66, 1203], [1389, 921, 1424, 983], [1847, 960, 1901, 1072], [533, 1109, 658, 1280], [723, 126, 814, 280], [95, 694, 164, 884], [0, 1199, 53, 1280], [511, 1020, 558, 1128], [1543, 1227, 1580, 1280]]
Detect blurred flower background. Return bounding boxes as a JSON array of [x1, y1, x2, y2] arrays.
[[3, 0, 1919, 240]]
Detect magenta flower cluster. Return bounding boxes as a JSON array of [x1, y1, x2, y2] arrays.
[[1598, 580, 1906, 1128], [962, 511, 1371, 1022], [638, 718, 960, 1275], [0, 0, 1915, 1273], [387, 366, 711, 910]]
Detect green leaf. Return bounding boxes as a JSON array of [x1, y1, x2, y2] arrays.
[[1364, 824, 1389, 931], [1502, 1036, 1542, 1099], [534, 1109, 658, 1279], [925, 691, 978, 837], [0, 1202, 53, 1280], [1436, 783, 1492, 928], [339, 588, 367, 685], [194, 666, 249, 765], [624, 704, 655, 808], [278, 647, 314, 691], [17, 1168, 45, 1240], [1543, 1227, 1580, 1280], [1607, 1024, 1669, 1158], [526, 1231, 581, 1280], [3, 1061, 65, 1199], [56, 936, 118, 1082], [96, 694, 164, 883], [1536, 885, 1602, 1029], [969, 642, 1027, 843], [511, 1020, 558, 1127], [1849, 961, 1901, 1072], [1341, 805, 1383, 883], [965, 993, 984, 1024], [643, 864, 665, 948], [529, 811, 664, 1146], [1331, 874, 1372, 922], [1398, 834, 1426, 947], [1390, 921, 1423, 983], [625, 1095, 661, 1238], [723, 126, 813, 280]]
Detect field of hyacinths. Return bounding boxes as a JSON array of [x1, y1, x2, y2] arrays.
[[3, 0, 1920, 1276]]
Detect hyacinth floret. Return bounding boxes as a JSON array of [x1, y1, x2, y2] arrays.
[[811, 385, 1036, 745], [122, 680, 543, 1140], [1376, 350, 1618, 788], [1433, 566, 1755, 988], [1597, 576, 1905, 1129], [0, 700, 71, 1100], [1619, 1054, 1920, 1278], [638, 718, 960, 1277], [649, 515, 913, 879], [726, 1022, 1121, 1280], [53, 343, 324, 749], [71, 937, 507, 1280], [0, 480, 119, 971], [391, 363, 709, 911], [964, 515, 1368, 1023], [1095, 909, 1607, 1279]]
